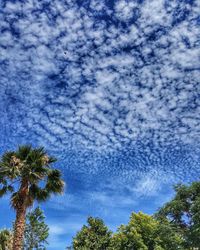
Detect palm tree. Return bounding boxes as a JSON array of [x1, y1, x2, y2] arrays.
[[0, 145, 65, 250]]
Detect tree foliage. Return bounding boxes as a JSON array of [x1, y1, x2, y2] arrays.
[[0, 145, 64, 250], [157, 182, 200, 249], [0, 229, 13, 250], [110, 212, 157, 250], [72, 217, 112, 250], [0, 145, 64, 208], [109, 212, 183, 250], [155, 217, 185, 250], [71, 212, 184, 250], [24, 207, 49, 250]]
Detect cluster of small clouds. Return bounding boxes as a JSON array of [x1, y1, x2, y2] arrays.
[[0, 0, 200, 180]]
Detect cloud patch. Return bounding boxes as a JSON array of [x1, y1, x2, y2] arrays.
[[0, 2, 200, 240]]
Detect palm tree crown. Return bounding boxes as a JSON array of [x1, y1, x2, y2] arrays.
[[0, 145, 64, 208], [0, 145, 64, 250]]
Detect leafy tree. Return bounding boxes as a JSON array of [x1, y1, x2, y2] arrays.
[[109, 224, 147, 250], [155, 217, 185, 250], [0, 145, 64, 250], [0, 229, 13, 250], [157, 181, 200, 249], [72, 217, 112, 250], [109, 212, 184, 250], [24, 207, 49, 250], [109, 212, 158, 250]]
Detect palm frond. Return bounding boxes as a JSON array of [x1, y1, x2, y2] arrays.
[[0, 185, 7, 197], [16, 145, 32, 160], [47, 156, 57, 164], [0, 184, 14, 197], [46, 169, 65, 194], [0, 161, 21, 180], [29, 184, 51, 202], [0, 145, 64, 209], [33, 147, 46, 159], [0, 178, 15, 197], [0, 163, 9, 176], [0, 175, 7, 184], [25, 149, 44, 166], [1, 151, 15, 164], [0, 150, 23, 180], [10, 191, 20, 209]]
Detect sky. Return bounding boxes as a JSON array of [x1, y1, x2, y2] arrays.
[[0, 0, 200, 249]]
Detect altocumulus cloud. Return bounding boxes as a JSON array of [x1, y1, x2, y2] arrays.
[[0, 0, 200, 232]]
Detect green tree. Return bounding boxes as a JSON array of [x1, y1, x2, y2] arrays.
[[109, 224, 147, 250], [0, 229, 13, 250], [109, 212, 184, 250], [24, 207, 49, 250], [109, 212, 158, 250], [155, 217, 185, 250], [0, 145, 65, 250], [157, 181, 200, 249], [72, 217, 112, 250]]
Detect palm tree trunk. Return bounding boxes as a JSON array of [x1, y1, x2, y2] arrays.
[[12, 205, 26, 250], [12, 179, 28, 250]]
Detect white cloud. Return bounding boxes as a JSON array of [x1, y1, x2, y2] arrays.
[[0, 0, 199, 177], [115, 0, 138, 21], [49, 225, 65, 235], [132, 170, 173, 196]]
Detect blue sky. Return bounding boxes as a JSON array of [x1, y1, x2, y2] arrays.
[[0, 0, 200, 249]]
